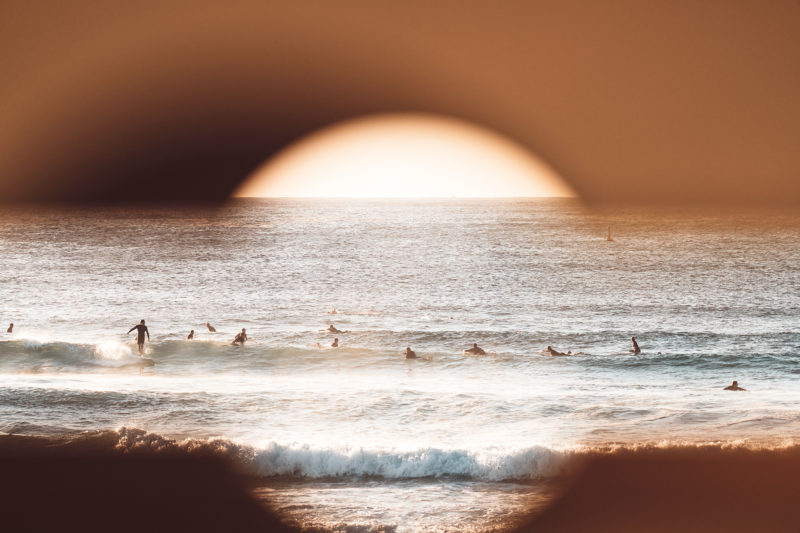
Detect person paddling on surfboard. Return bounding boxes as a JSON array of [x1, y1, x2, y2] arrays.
[[724, 380, 747, 391], [465, 343, 486, 355], [545, 345, 568, 356], [232, 328, 247, 346], [127, 319, 150, 356]]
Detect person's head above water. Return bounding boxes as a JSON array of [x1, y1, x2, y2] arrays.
[[473, 343, 478, 348], [140, 319, 145, 325], [732, 380, 738, 387], [242, 328, 246, 332]]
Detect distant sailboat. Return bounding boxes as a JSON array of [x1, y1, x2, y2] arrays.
[[606, 225, 613, 241]]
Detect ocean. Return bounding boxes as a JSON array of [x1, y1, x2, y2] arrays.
[[1, 198, 798, 532]]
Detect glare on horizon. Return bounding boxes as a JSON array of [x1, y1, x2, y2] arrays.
[[234, 114, 576, 199]]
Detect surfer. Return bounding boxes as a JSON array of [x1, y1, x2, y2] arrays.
[[328, 308, 338, 315], [206, 322, 216, 332], [6, 323, 12, 333], [187, 330, 194, 340], [127, 319, 150, 356], [327, 324, 345, 334], [232, 328, 247, 346], [545, 346, 569, 356], [465, 343, 486, 355], [723, 380, 747, 391], [630, 337, 641, 354], [405, 347, 417, 359], [331, 338, 339, 348]]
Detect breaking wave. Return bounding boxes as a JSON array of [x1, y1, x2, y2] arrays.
[[9, 428, 795, 482]]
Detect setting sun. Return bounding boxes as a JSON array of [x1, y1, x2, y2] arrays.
[[234, 114, 575, 198]]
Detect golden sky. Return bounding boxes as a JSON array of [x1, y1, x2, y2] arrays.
[[1, 1, 799, 204]]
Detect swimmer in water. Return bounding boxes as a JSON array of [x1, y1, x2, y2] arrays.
[[232, 328, 247, 346], [631, 337, 641, 354], [6, 323, 12, 333], [127, 319, 150, 356], [405, 347, 417, 359], [465, 343, 486, 355], [328, 308, 338, 314], [206, 322, 216, 332], [327, 324, 348, 334], [331, 338, 339, 348], [724, 380, 747, 391], [187, 330, 194, 340], [545, 345, 568, 356]]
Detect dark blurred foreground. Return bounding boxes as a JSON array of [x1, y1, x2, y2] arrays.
[[1, 435, 799, 532]]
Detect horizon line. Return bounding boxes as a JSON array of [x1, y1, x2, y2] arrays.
[[232, 195, 577, 200]]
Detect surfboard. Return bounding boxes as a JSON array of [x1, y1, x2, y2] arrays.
[[126, 358, 155, 367]]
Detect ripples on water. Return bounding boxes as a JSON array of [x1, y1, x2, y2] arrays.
[[0, 199, 798, 531]]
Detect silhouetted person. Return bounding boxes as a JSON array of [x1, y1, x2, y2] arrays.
[[232, 328, 247, 346], [405, 347, 417, 359], [187, 330, 194, 340], [465, 343, 486, 355], [327, 324, 343, 334], [331, 338, 339, 348], [631, 337, 641, 354], [127, 319, 150, 356], [724, 380, 747, 391], [6, 323, 12, 333], [206, 322, 216, 332], [545, 345, 568, 356]]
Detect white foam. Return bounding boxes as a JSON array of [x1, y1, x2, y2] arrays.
[[249, 442, 569, 481], [93, 341, 139, 365]]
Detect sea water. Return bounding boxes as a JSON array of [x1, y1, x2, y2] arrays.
[[0, 198, 798, 531]]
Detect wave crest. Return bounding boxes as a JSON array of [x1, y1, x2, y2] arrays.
[[35, 428, 794, 482]]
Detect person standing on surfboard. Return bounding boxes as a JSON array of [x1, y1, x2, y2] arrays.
[[127, 319, 150, 356]]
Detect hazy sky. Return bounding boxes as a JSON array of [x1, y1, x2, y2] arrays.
[[1, 1, 799, 204]]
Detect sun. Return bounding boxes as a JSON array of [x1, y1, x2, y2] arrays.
[[234, 113, 575, 198]]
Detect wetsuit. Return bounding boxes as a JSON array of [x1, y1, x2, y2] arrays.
[[128, 324, 149, 344], [631, 339, 641, 354]]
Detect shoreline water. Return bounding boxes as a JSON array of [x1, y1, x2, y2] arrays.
[[1, 199, 798, 530], [3, 431, 799, 532]]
